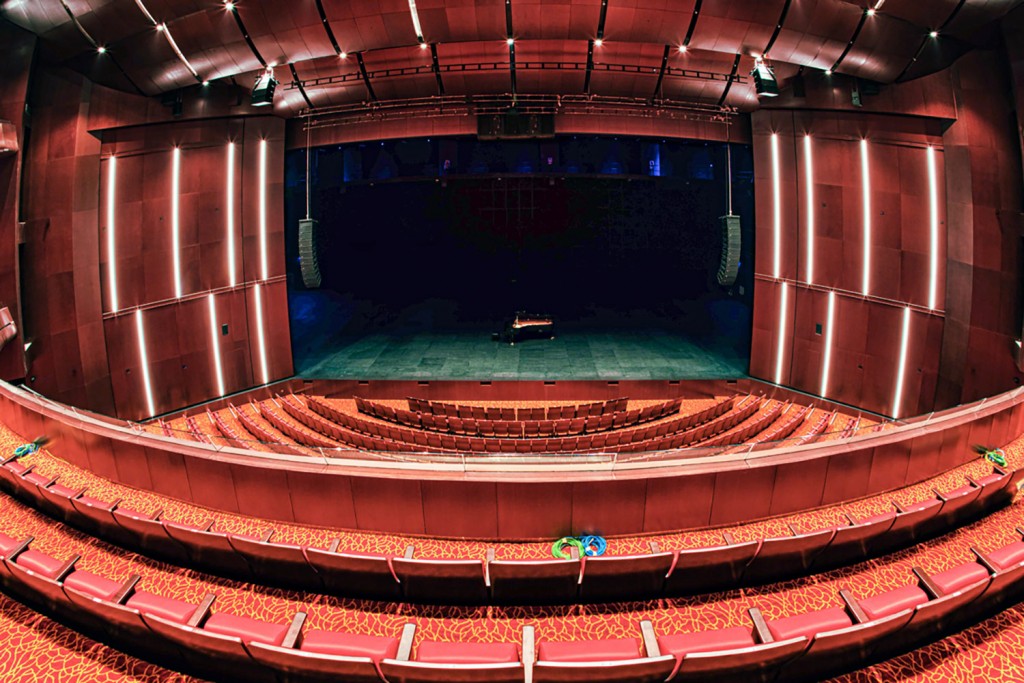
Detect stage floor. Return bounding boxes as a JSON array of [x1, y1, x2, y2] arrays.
[[290, 291, 749, 381]]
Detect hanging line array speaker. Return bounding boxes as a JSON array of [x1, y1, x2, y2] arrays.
[[717, 214, 741, 287], [298, 218, 322, 288]]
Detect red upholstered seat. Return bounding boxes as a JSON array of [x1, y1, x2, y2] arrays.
[[47, 483, 78, 497], [115, 507, 150, 520], [14, 550, 64, 578], [538, 637, 640, 662], [24, 472, 51, 486], [858, 585, 929, 621], [0, 533, 21, 555], [416, 640, 520, 664], [5, 461, 28, 474], [857, 512, 896, 525], [944, 484, 975, 498], [126, 591, 198, 623], [988, 541, 1024, 570], [300, 630, 399, 661], [766, 607, 852, 641], [657, 627, 756, 656], [901, 498, 940, 513], [63, 570, 121, 601], [76, 494, 114, 509], [931, 562, 990, 595], [203, 613, 289, 646], [976, 473, 1005, 486]]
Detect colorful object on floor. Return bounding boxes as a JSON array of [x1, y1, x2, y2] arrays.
[[551, 537, 585, 559], [975, 444, 1008, 468], [13, 436, 47, 458], [579, 535, 607, 556]]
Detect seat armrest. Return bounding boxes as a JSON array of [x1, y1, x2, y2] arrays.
[[892, 500, 906, 513], [640, 619, 660, 657], [187, 593, 217, 627], [403, 545, 415, 559], [649, 541, 661, 554], [722, 531, 737, 545], [281, 612, 307, 649], [971, 548, 999, 574], [839, 588, 869, 624], [748, 607, 773, 643], [259, 530, 274, 543], [912, 567, 942, 599], [55, 555, 80, 582], [112, 575, 142, 605], [396, 623, 416, 661], [932, 488, 948, 503], [327, 538, 341, 553], [523, 625, 535, 683]]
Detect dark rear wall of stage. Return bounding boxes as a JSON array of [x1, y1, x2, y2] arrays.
[[285, 136, 754, 325]]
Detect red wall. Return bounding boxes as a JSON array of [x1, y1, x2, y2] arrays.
[[20, 66, 293, 420]]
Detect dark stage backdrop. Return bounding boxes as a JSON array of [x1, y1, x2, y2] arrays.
[[285, 136, 754, 341]]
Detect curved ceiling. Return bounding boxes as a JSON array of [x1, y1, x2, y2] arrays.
[[3, 0, 1020, 117]]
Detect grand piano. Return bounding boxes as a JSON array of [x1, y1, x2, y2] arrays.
[[503, 311, 555, 345]]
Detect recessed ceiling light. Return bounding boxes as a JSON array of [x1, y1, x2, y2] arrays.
[[594, 38, 603, 47], [97, 45, 107, 54], [678, 45, 687, 53], [506, 37, 515, 46]]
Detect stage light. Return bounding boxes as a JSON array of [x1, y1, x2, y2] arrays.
[[752, 59, 779, 97], [407, 0, 424, 42], [804, 134, 815, 284], [223, 1, 235, 9], [227, 142, 237, 287], [775, 282, 789, 385], [820, 291, 837, 398], [419, 42, 428, 49], [172, 147, 182, 299], [507, 38, 515, 46], [106, 156, 118, 312], [208, 294, 226, 397], [929, 30, 938, 38], [892, 307, 912, 418], [155, 22, 165, 31], [253, 284, 270, 385], [97, 45, 107, 54], [259, 139, 268, 281], [866, 8, 876, 16], [251, 66, 278, 107], [771, 133, 782, 279], [927, 146, 940, 310], [678, 45, 687, 53], [594, 38, 603, 47], [202, 80, 209, 86], [135, 309, 157, 418], [338, 51, 347, 58], [825, 68, 832, 75], [860, 139, 871, 296]]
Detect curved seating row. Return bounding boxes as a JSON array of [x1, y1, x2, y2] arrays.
[[231, 405, 307, 456], [1, 449, 1015, 605], [407, 396, 630, 421], [299, 394, 748, 455], [358, 397, 685, 438], [750, 405, 811, 447], [701, 400, 787, 449], [3, 511, 1024, 683]]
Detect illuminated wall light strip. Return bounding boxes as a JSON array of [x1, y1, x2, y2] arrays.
[[259, 139, 269, 281], [134, 309, 157, 418], [407, 0, 424, 40], [132, 0, 157, 24], [804, 135, 815, 284], [172, 147, 183, 298], [927, 146, 940, 310], [820, 291, 837, 397], [860, 139, 871, 296], [253, 284, 270, 385], [774, 282, 789, 385], [106, 157, 118, 312], [207, 294, 226, 397], [227, 142, 237, 287], [892, 306, 912, 418], [771, 133, 782, 279]]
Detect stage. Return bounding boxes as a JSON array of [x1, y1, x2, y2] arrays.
[[290, 290, 750, 381]]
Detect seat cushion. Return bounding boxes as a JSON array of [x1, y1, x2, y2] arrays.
[[63, 570, 121, 601], [859, 585, 929, 621], [76, 495, 114, 510], [0, 533, 21, 556], [5, 461, 28, 474], [47, 483, 78, 497], [300, 630, 399, 660], [976, 473, 1005, 487], [203, 612, 289, 646], [24, 472, 51, 486], [944, 484, 975, 499], [767, 607, 852, 641], [931, 562, 990, 595], [901, 498, 941, 513], [988, 541, 1024, 571], [657, 627, 755, 657], [417, 640, 519, 665], [14, 550, 65, 578], [538, 637, 639, 663], [856, 512, 895, 526], [125, 591, 198, 623]]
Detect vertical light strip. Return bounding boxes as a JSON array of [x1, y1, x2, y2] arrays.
[[803, 135, 815, 284], [774, 282, 789, 385], [771, 133, 782, 279], [207, 293, 226, 397], [820, 291, 837, 397], [227, 142, 237, 287], [106, 157, 118, 312], [134, 309, 157, 418], [860, 139, 871, 296], [253, 284, 270, 385], [927, 146, 940, 310], [259, 139, 269, 281], [172, 147, 183, 298], [407, 0, 424, 40], [892, 306, 912, 418]]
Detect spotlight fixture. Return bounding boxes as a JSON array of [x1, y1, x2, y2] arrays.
[[155, 23, 165, 31], [594, 38, 603, 47], [97, 45, 107, 54], [506, 37, 515, 46], [223, 1, 235, 9], [866, 8, 876, 16], [419, 42, 428, 49], [339, 51, 347, 58], [250, 66, 278, 107], [678, 45, 687, 53], [202, 80, 210, 86], [825, 68, 833, 75], [751, 58, 779, 97], [929, 30, 939, 37]]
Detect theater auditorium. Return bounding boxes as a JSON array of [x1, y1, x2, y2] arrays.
[[0, 0, 1023, 681]]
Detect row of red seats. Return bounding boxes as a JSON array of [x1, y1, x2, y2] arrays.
[[1, 503, 1023, 683], [794, 410, 836, 446], [206, 410, 252, 450], [303, 395, 742, 455], [230, 405, 306, 456], [750, 405, 811, 446], [407, 396, 630, 421], [1, 450, 1015, 605], [702, 401, 787, 450], [359, 396, 684, 438]]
